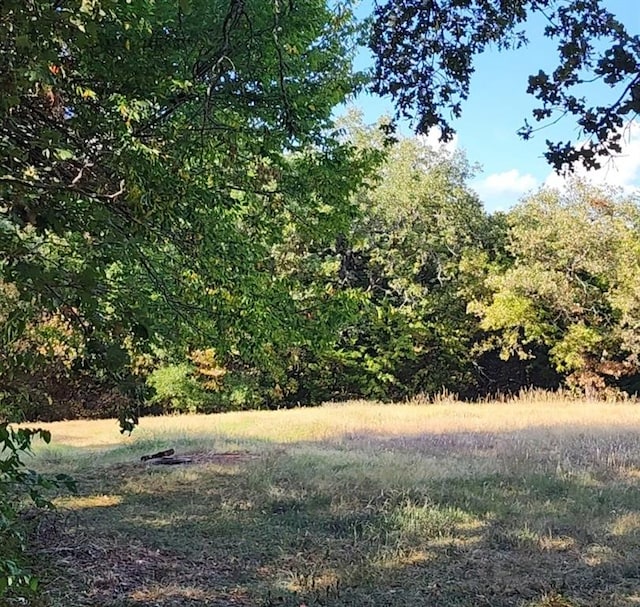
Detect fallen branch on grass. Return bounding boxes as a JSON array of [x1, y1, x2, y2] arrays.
[[148, 456, 193, 465], [140, 448, 175, 462]]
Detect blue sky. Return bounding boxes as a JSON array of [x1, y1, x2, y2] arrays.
[[348, 0, 640, 212]]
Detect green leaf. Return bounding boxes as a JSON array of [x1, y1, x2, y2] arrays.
[[54, 149, 75, 161], [69, 16, 86, 33]]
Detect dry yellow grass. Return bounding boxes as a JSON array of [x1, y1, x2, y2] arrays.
[[28, 396, 640, 452], [20, 395, 640, 607]]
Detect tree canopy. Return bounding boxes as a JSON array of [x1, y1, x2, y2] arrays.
[[1, 0, 376, 593], [471, 183, 640, 395], [369, 0, 640, 171], [3, 0, 639, 423], [1, 0, 377, 424]]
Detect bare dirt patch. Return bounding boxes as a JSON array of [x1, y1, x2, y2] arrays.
[[179, 450, 261, 466]]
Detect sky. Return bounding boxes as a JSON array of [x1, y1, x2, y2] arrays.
[[348, 0, 640, 212]]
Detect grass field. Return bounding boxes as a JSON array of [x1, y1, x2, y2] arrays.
[[20, 396, 640, 606]]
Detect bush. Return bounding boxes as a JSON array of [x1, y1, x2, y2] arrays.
[[146, 363, 214, 413], [0, 423, 75, 598]]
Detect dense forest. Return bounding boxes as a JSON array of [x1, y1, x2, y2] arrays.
[[2, 0, 640, 426]]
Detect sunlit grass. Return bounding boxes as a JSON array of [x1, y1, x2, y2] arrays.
[[20, 394, 640, 607], [28, 394, 640, 452]]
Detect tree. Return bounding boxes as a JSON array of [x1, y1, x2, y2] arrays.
[[369, 0, 640, 171], [470, 182, 640, 396], [293, 123, 499, 401], [0, 0, 374, 594], [1, 0, 373, 422]]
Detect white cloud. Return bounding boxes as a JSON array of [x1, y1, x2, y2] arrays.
[[474, 169, 538, 197], [471, 170, 540, 212], [545, 121, 640, 193], [473, 122, 640, 213], [417, 126, 459, 154]]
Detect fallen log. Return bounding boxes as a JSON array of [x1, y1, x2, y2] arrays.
[[140, 448, 175, 462], [148, 456, 193, 465]]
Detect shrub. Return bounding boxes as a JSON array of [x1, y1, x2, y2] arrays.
[[0, 423, 75, 598], [146, 363, 213, 413]]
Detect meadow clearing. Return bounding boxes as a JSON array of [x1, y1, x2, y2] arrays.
[[21, 395, 640, 607]]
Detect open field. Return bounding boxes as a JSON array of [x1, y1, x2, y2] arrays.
[[20, 397, 640, 606]]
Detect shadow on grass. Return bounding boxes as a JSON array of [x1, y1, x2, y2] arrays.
[[30, 427, 640, 607]]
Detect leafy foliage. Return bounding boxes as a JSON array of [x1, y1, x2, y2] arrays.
[[1, 0, 374, 422], [282, 124, 499, 401], [471, 183, 640, 395], [369, 0, 640, 170], [1, 0, 375, 597], [0, 424, 75, 597]]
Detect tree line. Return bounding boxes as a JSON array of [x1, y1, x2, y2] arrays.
[[4, 117, 640, 422], [1, 0, 639, 427]]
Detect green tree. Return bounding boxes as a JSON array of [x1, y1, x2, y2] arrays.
[[471, 183, 640, 395], [1, 0, 372, 421], [369, 0, 639, 170], [1, 0, 374, 595], [293, 126, 500, 401]]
